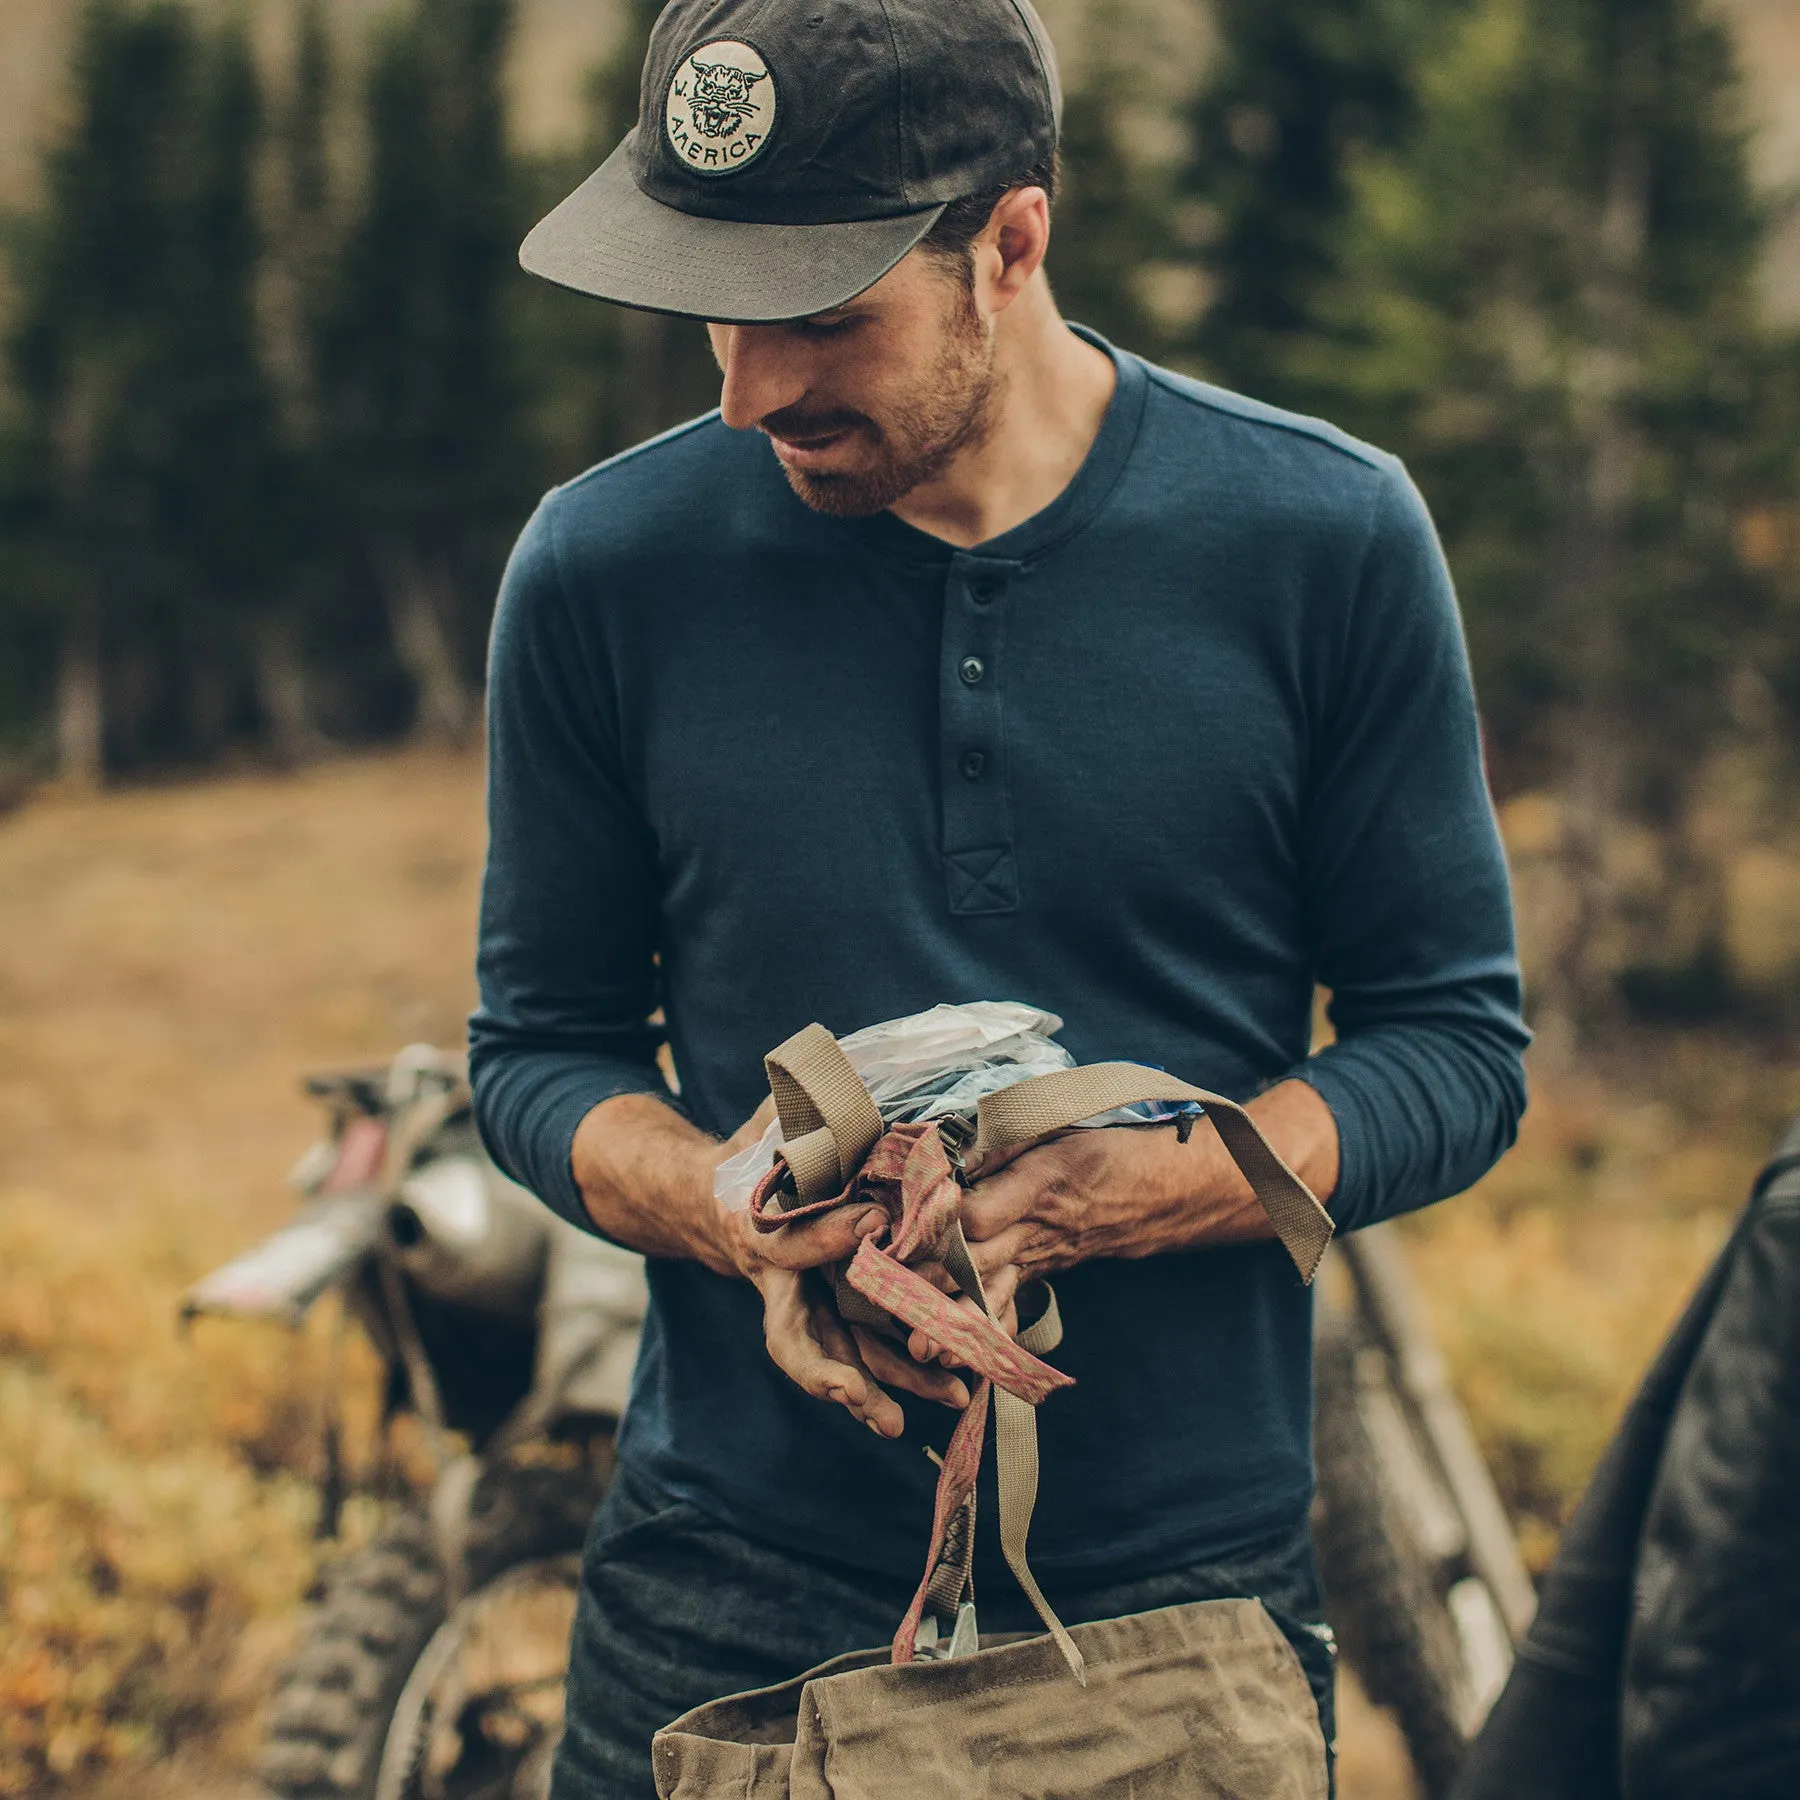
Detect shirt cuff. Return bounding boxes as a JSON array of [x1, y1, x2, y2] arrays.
[[1288, 1052, 1377, 1233], [473, 1052, 674, 1230]]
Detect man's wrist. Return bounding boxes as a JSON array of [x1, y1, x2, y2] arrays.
[[697, 1193, 755, 1279], [1136, 1122, 1265, 1255], [570, 1091, 744, 1272], [1083, 1083, 1341, 1260], [1252, 1078, 1340, 1208], [1161, 1079, 1340, 1251]]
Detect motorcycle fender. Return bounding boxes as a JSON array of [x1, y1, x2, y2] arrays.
[[181, 1192, 387, 1326]]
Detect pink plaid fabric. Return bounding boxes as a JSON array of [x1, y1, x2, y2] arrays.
[[750, 1121, 1071, 1405]]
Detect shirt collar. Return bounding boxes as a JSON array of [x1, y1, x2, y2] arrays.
[[787, 324, 1149, 568]]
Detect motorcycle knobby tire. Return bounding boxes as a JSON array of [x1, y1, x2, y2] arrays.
[[259, 1463, 604, 1800]]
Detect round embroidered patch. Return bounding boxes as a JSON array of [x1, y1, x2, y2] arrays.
[[664, 40, 777, 178]]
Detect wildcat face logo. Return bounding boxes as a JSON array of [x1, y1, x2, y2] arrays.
[[665, 41, 776, 177]]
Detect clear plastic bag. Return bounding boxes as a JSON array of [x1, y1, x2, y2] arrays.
[[853, 1001, 1073, 1121], [713, 1001, 1197, 1210]]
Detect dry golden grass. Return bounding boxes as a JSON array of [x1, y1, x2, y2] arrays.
[[0, 746, 1780, 1797], [0, 749, 486, 1798]]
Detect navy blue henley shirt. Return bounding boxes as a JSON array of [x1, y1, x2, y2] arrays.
[[469, 332, 1529, 1584]]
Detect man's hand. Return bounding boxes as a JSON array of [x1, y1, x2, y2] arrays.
[[571, 1092, 969, 1440], [905, 1080, 1340, 1362], [752, 1261, 972, 1438], [900, 1126, 1211, 1361], [960, 1121, 1266, 1296], [571, 1081, 1336, 1429], [724, 1188, 974, 1439]]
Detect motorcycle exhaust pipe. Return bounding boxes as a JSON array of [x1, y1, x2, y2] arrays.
[[384, 1158, 548, 1320]]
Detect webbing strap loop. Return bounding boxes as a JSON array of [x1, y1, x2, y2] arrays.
[[763, 1022, 884, 1203], [995, 1285, 1083, 1680]]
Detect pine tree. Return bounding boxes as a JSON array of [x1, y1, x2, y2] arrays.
[[1045, 4, 1173, 358], [539, 0, 721, 462], [1, 1, 294, 775], [159, 16, 286, 759], [269, 0, 335, 442], [254, 0, 339, 760], [4, 0, 199, 780], [1300, 0, 1787, 1032], [320, 0, 532, 742], [1183, 0, 1438, 402]]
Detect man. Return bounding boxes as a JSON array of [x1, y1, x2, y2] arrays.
[[471, 1, 1530, 1793]]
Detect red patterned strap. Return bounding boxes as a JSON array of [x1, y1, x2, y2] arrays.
[[752, 1122, 1072, 1405], [891, 1374, 992, 1664], [750, 1031, 1085, 1676], [890, 1286, 1086, 1683]]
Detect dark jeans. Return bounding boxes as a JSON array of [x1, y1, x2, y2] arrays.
[[551, 1459, 1337, 1799]]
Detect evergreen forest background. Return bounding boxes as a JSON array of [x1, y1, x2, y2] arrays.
[[1, 0, 1799, 1038], [5, 0, 1800, 1040]]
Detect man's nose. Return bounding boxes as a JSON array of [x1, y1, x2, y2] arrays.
[[713, 325, 807, 432]]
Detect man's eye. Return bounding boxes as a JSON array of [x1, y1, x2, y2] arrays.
[[799, 314, 860, 337]]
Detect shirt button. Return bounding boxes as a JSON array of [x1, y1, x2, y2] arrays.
[[960, 751, 985, 780], [959, 656, 985, 685], [971, 580, 1000, 605]]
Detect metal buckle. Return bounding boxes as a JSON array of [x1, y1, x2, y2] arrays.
[[934, 1111, 976, 1168]]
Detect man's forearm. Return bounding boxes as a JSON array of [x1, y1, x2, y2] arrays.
[[1091, 1076, 1342, 1258], [958, 1077, 1342, 1291], [1196, 1077, 1341, 1242], [569, 1092, 738, 1273], [569, 1089, 900, 1280]]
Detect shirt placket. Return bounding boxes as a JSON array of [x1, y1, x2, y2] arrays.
[[939, 553, 1018, 914]]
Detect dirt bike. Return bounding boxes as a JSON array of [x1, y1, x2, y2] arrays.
[[189, 1047, 1531, 1799], [1312, 1222, 1538, 1798], [183, 1045, 646, 1800]]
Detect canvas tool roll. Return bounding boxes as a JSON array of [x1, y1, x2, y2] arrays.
[[651, 1023, 1336, 1800]]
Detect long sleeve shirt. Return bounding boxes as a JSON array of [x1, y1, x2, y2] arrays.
[[469, 331, 1529, 1583]]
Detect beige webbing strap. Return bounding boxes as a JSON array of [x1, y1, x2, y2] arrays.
[[935, 1217, 986, 1305], [996, 1286, 1084, 1681], [973, 1063, 1334, 1283], [917, 1277, 1083, 1680], [763, 1023, 885, 1204], [917, 1227, 988, 1630], [833, 1281, 893, 1330]]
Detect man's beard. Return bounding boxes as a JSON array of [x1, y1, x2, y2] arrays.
[[762, 289, 998, 518]]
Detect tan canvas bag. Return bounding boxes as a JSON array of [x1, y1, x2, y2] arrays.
[[651, 1024, 1335, 1799]]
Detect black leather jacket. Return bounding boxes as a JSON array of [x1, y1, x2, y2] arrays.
[[1453, 1119, 1800, 1800]]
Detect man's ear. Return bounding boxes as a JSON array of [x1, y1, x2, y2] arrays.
[[975, 186, 1051, 314]]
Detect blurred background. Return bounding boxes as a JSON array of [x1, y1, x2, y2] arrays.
[[0, 1, 1797, 1795]]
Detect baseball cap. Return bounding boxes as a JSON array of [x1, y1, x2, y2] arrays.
[[519, 0, 1062, 323]]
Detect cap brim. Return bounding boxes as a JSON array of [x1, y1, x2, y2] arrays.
[[519, 133, 945, 324]]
